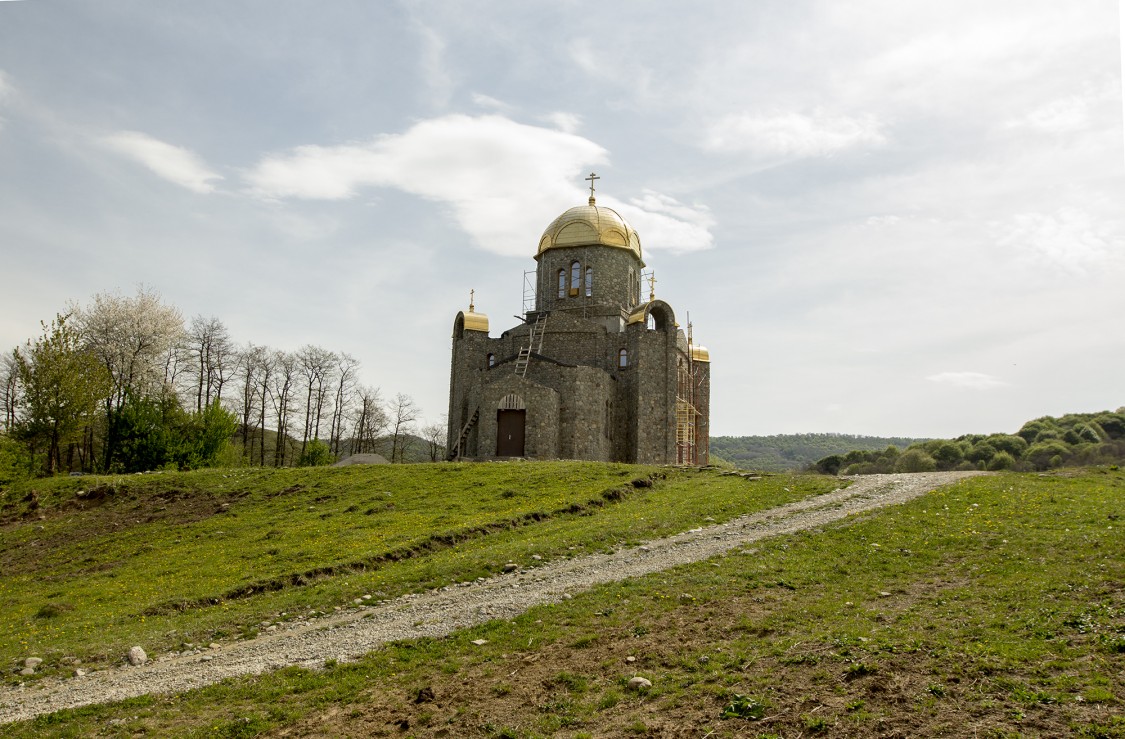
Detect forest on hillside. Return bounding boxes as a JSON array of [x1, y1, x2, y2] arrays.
[[710, 433, 926, 472], [812, 409, 1125, 475]]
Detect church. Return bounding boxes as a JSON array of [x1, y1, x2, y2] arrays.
[[446, 175, 710, 465]]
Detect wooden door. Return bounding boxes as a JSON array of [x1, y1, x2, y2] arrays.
[[496, 410, 526, 457]]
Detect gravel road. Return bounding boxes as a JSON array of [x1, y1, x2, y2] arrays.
[[0, 470, 982, 724]]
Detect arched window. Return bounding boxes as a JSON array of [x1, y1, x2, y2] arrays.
[[585, 266, 593, 297], [487, 353, 495, 368], [618, 348, 628, 368], [557, 269, 566, 298], [570, 261, 581, 296]]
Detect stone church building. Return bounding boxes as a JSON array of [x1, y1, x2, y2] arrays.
[[446, 177, 710, 465]]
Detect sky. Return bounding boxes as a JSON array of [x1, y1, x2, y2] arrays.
[[0, 1, 1122, 438]]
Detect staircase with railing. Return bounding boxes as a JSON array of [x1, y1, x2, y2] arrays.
[[447, 407, 480, 461]]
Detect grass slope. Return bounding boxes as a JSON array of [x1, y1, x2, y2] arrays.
[[0, 463, 829, 683], [3, 467, 1124, 738]]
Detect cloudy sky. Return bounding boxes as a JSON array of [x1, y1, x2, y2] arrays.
[[1, 1, 1122, 438]]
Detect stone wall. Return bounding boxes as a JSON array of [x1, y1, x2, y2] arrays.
[[477, 374, 560, 459], [534, 245, 643, 318]]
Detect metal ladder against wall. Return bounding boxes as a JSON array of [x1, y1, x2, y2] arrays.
[[448, 407, 480, 460], [515, 313, 548, 377]]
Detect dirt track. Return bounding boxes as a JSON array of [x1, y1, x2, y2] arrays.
[[0, 471, 983, 725]]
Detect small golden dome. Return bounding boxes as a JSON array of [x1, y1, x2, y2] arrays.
[[626, 304, 649, 325], [537, 203, 642, 262], [463, 310, 489, 333], [691, 345, 710, 363]]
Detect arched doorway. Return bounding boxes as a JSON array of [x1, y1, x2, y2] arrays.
[[496, 393, 526, 457]]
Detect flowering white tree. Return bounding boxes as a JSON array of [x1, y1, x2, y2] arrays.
[[71, 287, 184, 468]]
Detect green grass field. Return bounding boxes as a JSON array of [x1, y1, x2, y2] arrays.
[[2, 465, 1123, 737]]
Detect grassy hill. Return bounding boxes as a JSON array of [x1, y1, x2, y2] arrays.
[[710, 433, 927, 471], [1, 464, 1123, 737]]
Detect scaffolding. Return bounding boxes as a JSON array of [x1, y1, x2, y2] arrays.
[[675, 321, 702, 465], [522, 270, 537, 314]]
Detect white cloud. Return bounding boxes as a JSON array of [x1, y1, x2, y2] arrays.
[[246, 115, 718, 256], [613, 190, 714, 253], [926, 372, 1006, 390], [102, 131, 223, 194], [703, 109, 885, 159], [1008, 95, 1091, 134], [0, 69, 11, 132], [993, 207, 1122, 274], [471, 93, 513, 112], [246, 115, 608, 256], [543, 111, 581, 134], [413, 22, 452, 108], [863, 215, 902, 228]]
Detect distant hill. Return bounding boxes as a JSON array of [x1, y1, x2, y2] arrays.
[[710, 433, 927, 472]]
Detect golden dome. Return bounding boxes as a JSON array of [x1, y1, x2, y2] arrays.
[[463, 310, 489, 333], [691, 345, 710, 363], [537, 201, 642, 262]]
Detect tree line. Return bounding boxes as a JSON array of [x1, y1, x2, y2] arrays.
[[812, 410, 1125, 475], [710, 433, 927, 472], [1, 288, 446, 479]]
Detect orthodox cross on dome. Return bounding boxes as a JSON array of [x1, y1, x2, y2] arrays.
[[585, 172, 600, 205], [469, 288, 475, 312], [648, 272, 657, 302]]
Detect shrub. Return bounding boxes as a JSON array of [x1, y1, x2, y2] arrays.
[[1076, 422, 1107, 443], [1017, 420, 1053, 443], [895, 448, 936, 472], [1094, 413, 1125, 439], [1025, 441, 1071, 471], [988, 451, 1016, 470], [297, 439, 335, 467], [931, 441, 964, 468], [968, 441, 997, 464], [0, 434, 31, 484], [814, 455, 844, 475], [988, 434, 1029, 457]]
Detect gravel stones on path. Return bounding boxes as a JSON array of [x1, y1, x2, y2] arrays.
[[0, 471, 982, 725]]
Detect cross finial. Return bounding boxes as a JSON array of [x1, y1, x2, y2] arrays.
[[585, 172, 600, 205], [469, 288, 475, 312], [648, 272, 657, 302]]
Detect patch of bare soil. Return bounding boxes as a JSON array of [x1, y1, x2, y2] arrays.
[[287, 584, 1113, 739]]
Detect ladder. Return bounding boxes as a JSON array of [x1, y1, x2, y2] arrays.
[[448, 407, 480, 461], [515, 313, 547, 377]]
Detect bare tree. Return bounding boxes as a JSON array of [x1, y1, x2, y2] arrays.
[[296, 345, 337, 461], [421, 416, 447, 462], [350, 385, 387, 456], [1, 351, 21, 432], [328, 353, 359, 456], [185, 315, 234, 413], [233, 343, 271, 462], [269, 350, 297, 467], [388, 393, 419, 463], [255, 350, 275, 467]]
